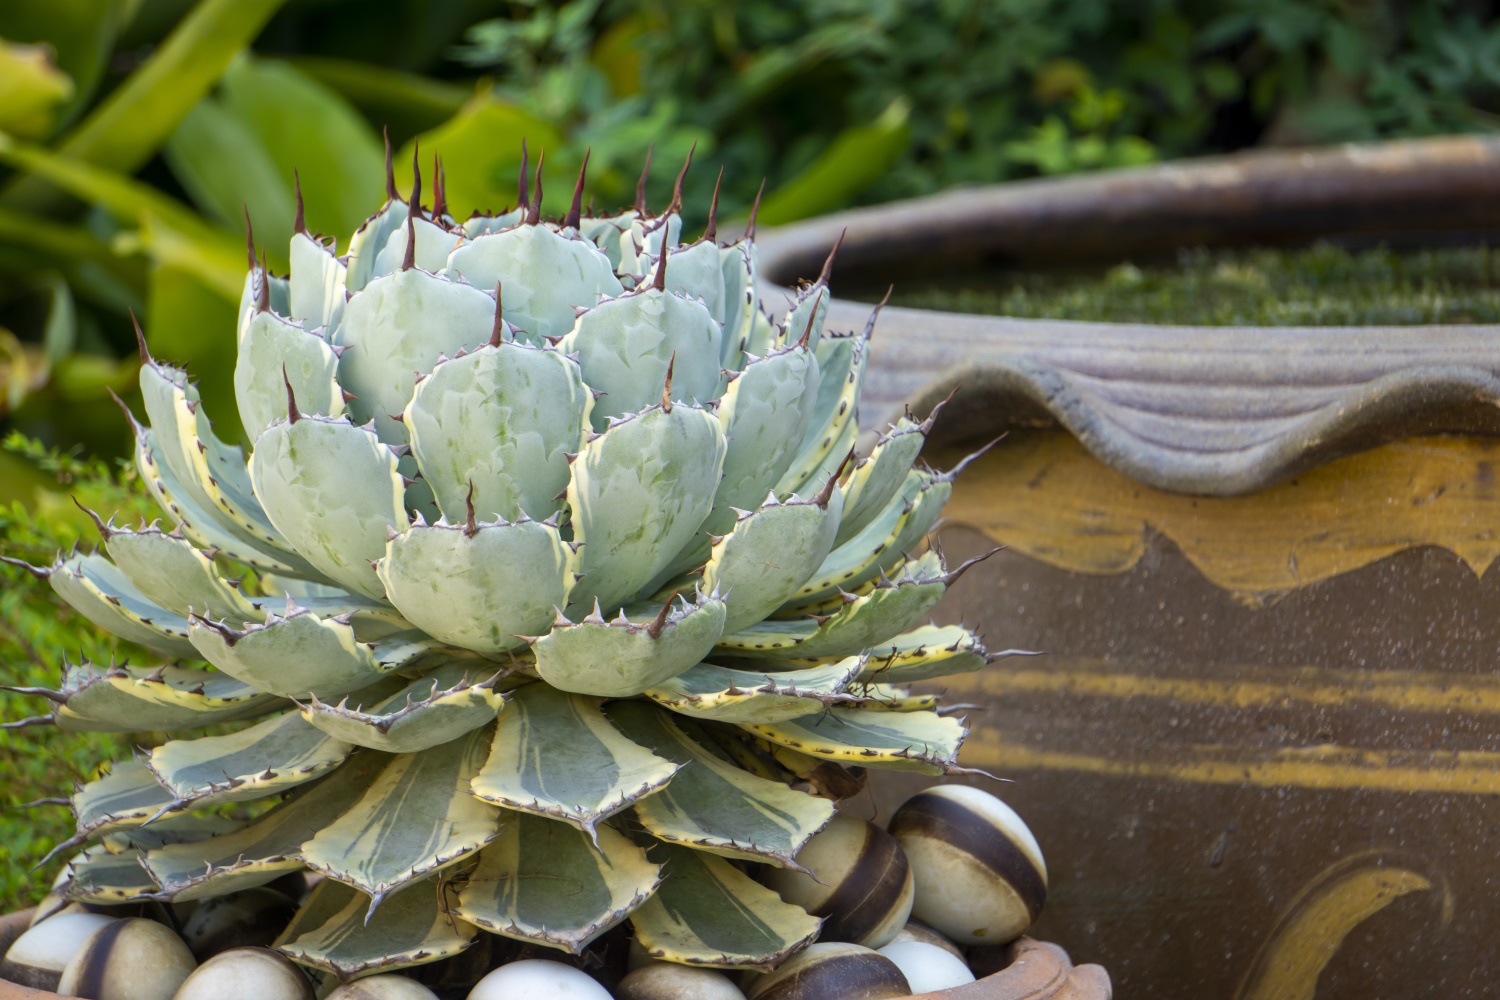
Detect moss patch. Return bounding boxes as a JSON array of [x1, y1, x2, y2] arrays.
[[881, 244, 1500, 326]]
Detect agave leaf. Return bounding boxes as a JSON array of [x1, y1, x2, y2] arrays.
[[49, 660, 277, 732], [742, 305, 780, 363], [274, 875, 476, 979], [446, 225, 622, 344], [788, 549, 942, 618], [558, 289, 722, 429], [533, 591, 727, 698], [59, 845, 157, 904], [452, 811, 660, 954], [72, 758, 181, 840], [248, 415, 409, 599], [619, 212, 683, 278], [143, 752, 385, 899], [404, 341, 591, 523], [470, 683, 679, 836], [714, 345, 821, 515], [567, 403, 726, 613], [717, 242, 755, 371], [855, 625, 991, 683], [607, 702, 833, 869], [843, 684, 941, 712], [776, 280, 831, 356], [701, 495, 843, 634], [380, 516, 577, 653], [739, 707, 967, 774], [300, 726, 500, 905], [103, 524, 267, 622], [780, 469, 943, 611], [188, 608, 425, 699], [332, 267, 496, 443], [344, 198, 409, 293], [373, 216, 463, 276], [629, 843, 820, 970], [46, 551, 198, 658], [139, 360, 314, 569], [134, 421, 320, 580], [235, 308, 343, 441], [663, 239, 727, 324], [641, 658, 864, 724], [718, 574, 947, 661], [299, 660, 510, 754], [100, 814, 244, 856], [287, 230, 349, 333], [777, 330, 868, 498], [147, 710, 353, 807], [465, 209, 526, 238], [835, 416, 927, 545]]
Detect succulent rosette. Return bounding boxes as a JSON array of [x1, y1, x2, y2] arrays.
[[7, 147, 999, 980]]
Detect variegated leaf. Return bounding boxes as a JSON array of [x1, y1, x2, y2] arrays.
[[147, 710, 353, 807], [274, 875, 477, 979], [38, 661, 276, 733], [453, 811, 660, 954], [738, 707, 967, 774], [286, 229, 348, 333], [235, 308, 344, 441], [188, 608, 426, 699], [641, 658, 865, 724], [718, 577, 947, 661], [835, 416, 928, 545], [300, 660, 510, 754], [143, 753, 385, 900], [776, 329, 867, 497], [607, 703, 833, 869], [701, 495, 843, 634], [300, 727, 500, 906], [58, 845, 157, 904], [470, 683, 678, 836], [629, 843, 820, 970], [855, 625, 994, 683], [533, 591, 726, 698], [71, 758, 178, 840], [46, 551, 197, 658], [102, 525, 267, 622]]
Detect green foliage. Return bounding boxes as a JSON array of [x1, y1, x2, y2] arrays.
[[882, 243, 1500, 326], [0, 433, 157, 912]]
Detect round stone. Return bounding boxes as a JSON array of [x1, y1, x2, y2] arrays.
[[468, 959, 613, 1000], [181, 888, 299, 961], [886, 920, 965, 961], [747, 943, 910, 1000], [325, 973, 442, 999], [763, 813, 914, 948], [616, 961, 747, 1000], [56, 916, 197, 1000], [887, 784, 1047, 946], [876, 940, 975, 993], [173, 948, 313, 1000]]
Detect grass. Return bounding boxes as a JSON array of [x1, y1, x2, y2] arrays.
[[0, 436, 156, 913], [879, 243, 1500, 326]]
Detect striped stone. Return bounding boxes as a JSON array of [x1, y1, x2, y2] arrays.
[[887, 785, 1047, 945], [748, 942, 910, 1000], [764, 813, 914, 948]]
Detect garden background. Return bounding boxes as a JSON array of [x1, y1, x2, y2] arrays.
[[2, 0, 1497, 910]]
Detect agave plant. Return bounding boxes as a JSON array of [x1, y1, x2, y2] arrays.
[[5, 145, 1001, 980]]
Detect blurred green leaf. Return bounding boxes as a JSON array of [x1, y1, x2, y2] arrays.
[[395, 94, 563, 220], [0, 204, 145, 300], [219, 56, 385, 244], [288, 56, 468, 145], [755, 100, 911, 227], [0, 0, 130, 130], [164, 98, 294, 251], [0, 133, 244, 297], [38, 272, 76, 363], [144, 262, 238, 433], [1, 0, 291, 211], [0, 40, 74, 139]]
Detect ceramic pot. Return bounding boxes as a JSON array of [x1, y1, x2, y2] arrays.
[[0, 909, 1108, 1000]]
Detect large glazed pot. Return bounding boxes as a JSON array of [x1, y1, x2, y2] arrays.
[[0, 909, 1110, 1000], [757, 135, 1500, 999]]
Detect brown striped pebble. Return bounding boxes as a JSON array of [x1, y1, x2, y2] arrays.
[[180, 888, 299, 961], [1, 912, 116, 991], [616, 961, 747, 1000], [764, 814, 914, 949], [173, 948, 314, 1000], [887, 785, 1047, 946], [325, 973, 441, 999], [56, 917, 196, 1000], [747, 943, 910, 1000]]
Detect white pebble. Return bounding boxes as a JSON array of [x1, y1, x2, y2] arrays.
[[1, 912, 116, 990], [57, 916, 196, 1000], [325, 973, 441, 999], [173, 947, 312, 1000], [468, 959, 612, 1000], [616, 961, 746, 1000], [876, 941, 975, 993]]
